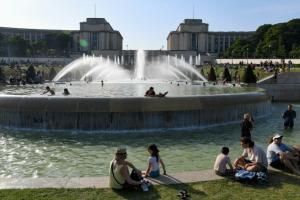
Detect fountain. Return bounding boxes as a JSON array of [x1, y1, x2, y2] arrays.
[[0, 50, 271, 131], [53, 50, 206, 82]]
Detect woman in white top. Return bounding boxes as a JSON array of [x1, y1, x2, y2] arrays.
[[144, 144, 166, 178], [234, 137, 268, 172]]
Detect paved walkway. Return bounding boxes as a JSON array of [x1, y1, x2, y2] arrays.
[[0, 170, 223, 189]]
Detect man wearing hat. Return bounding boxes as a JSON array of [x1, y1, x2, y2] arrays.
[[109, 147, 143, 189], [267, 134, 300, 175]]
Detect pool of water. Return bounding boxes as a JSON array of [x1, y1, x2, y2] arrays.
[[0, 103, 299, 178], [0, 82, 260, 97]]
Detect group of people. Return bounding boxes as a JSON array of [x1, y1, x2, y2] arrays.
[[109, 144, 166, 190], [214, 134, 300, 177], [214, 104, 299, 177], [41, 86, 70, 96]]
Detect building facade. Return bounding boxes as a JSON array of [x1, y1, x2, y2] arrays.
[[72, 18, 122, 53], [0, 18, 123, 54], [0, 18, 254, 63], [167, 19, 254, 56]]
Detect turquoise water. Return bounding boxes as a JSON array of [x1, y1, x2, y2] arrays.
[[0, 103, 299, 178], [0, 82, 259, 97]]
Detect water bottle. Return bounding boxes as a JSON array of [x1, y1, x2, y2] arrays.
[[141, 182, 149, 192]]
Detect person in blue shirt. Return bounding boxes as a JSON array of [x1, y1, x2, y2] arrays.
[[282, 104, 296, 129]]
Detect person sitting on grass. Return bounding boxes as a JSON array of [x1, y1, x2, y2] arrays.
[[267, 134, 300, 175], [144, 144, 166, 178], [109, 147, 143, 190], [214, 146, 234, 176], [234, 137, 268, 172], [145, 87, 168, 97]]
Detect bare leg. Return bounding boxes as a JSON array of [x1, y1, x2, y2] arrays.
[[281, 157, 300, 175]]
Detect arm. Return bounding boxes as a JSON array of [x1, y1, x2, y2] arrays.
[[160, 159, 167, 175], [120, 165, 141, 186], [227, 157, 233, 170], [41, 90, 49, 95], [144, 162, 151, 177], [282, 111, 287, 119], [125, 161, 141, 174]]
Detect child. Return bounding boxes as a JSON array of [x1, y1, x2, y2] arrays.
[[214, 147, 234, 176], [144, 144, 166, 178]]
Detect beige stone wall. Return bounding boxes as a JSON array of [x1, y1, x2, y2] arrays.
[[0, 92, 270, 130]]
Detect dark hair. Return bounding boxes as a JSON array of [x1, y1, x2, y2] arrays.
[[221, 147, 229, 155], [240, 137, 254, 148], [268, 136, 274, 144], [150, 87, 154, 90], [46, 86, 50, 90], [148, 144, 159, 162]]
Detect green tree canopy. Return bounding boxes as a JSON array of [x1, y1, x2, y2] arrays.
[[242, 65, 257, 83], [225, 19, 300, 58], [208, 66, 217, 82], [222, 66, 232, 82]]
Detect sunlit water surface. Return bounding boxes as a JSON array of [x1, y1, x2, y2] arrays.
[[0, 82, 259, 97], [0, 103, 299, 178]]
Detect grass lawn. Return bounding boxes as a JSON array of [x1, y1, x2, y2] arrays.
[[0, 171, 299, 200]]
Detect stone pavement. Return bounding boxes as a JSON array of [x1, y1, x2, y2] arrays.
[[0, 170, 223, 189]]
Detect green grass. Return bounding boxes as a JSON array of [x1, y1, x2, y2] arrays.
[[0, 171, 299, 200]]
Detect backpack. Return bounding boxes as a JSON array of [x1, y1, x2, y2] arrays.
[[235, 169, 268, 184], [234, 169, 257, 183]]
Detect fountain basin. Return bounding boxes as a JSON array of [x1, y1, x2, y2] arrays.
[[0, 91, 270, 130]]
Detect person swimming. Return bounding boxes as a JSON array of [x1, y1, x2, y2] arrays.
[[63, 88, 70, 96], [41, 86, 55, 96]]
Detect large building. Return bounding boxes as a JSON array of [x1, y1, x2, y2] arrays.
[[72, 18, 122, 53], [0, 18, 255, 64], [167, 19, 254, 56], [0, 18, 123, 54]]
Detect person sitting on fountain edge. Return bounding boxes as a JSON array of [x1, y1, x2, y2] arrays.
[[41, 86, 55, 96], [145, 87, 168, 97]]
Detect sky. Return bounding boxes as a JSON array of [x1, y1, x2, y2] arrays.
[[0, 0, 299, 50]]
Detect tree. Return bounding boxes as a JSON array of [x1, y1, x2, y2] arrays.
[[0, 33, 6, 56], [26, 65, 36, 83], [45, 33, 72, 56], [0, 67, 6, 83], [277, 37, 286, 58], [56, 32, 72, 55], [224, 19, 300, 58], [222, 66, 232, 82], [208, 66, 217, 81], [242, 65, 257, 83], [7, 36, 30, 56], [255, 40, 265, 58], [289, 44, 300, 58], [31, 40, 47, 56]]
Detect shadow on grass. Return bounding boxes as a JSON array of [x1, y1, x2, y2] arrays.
[[112, 174, 206, 200], [267, 170, 300, 188], [228, 170, 300, 190]]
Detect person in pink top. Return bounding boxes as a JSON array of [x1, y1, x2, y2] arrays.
[[214, 147, 234, 176]]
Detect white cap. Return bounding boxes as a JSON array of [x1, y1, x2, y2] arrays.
[[273, 134, 283, 140]]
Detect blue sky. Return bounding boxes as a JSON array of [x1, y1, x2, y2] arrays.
[[0, 0, 299, 49]]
